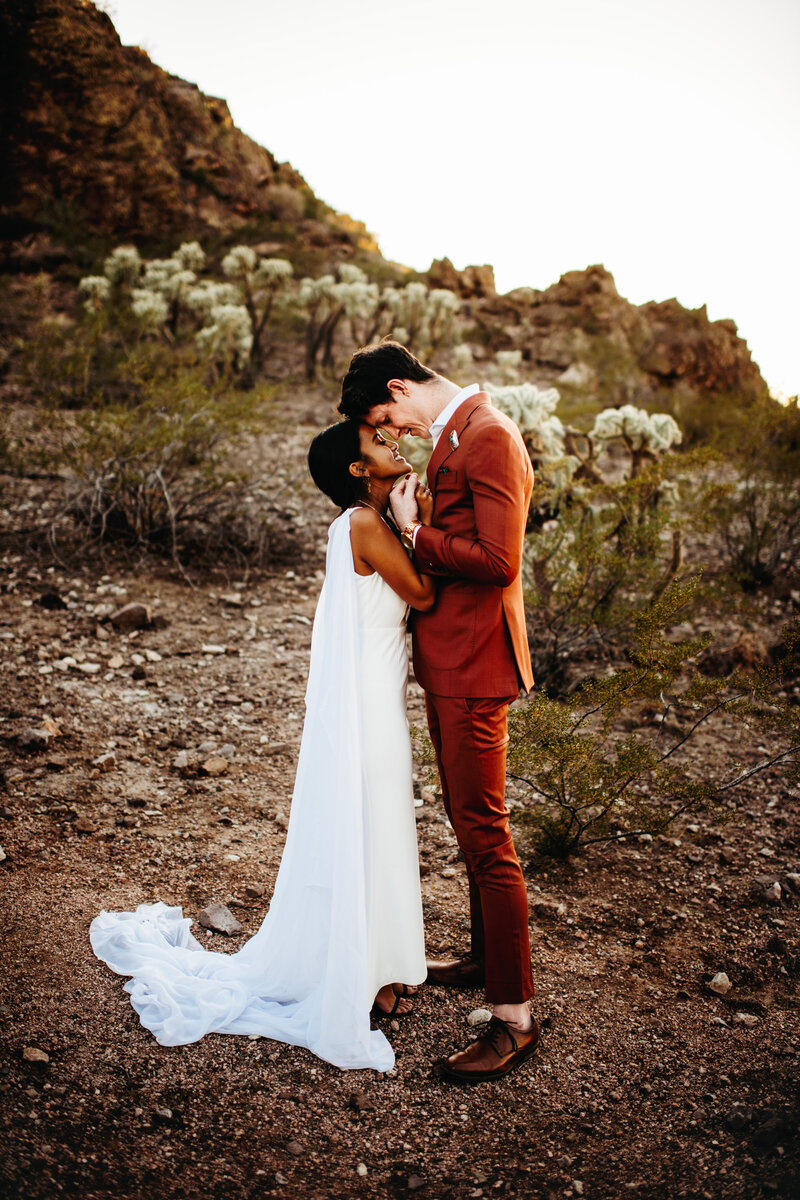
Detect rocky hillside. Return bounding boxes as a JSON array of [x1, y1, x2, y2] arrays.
[[0, 0, 377, 262], [0, 0, 769, 418]]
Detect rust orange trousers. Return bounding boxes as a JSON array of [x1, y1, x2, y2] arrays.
[[425, 692, 535, 1004]]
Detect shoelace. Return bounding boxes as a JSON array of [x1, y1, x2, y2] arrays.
[[477, 1016, 518, 1057]]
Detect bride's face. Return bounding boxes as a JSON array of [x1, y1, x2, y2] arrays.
[[356, 423, 411, 482]]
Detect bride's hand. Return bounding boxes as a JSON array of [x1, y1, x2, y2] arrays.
[[416, 482, 433, 525], [389, 473, 420, 528]]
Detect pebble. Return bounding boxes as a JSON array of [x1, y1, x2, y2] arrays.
[[197, 901, 243, 935], [109, 603, 151, 631], [724, 1104, 753, 1131], [219, 743, 237, 759], [73, 815, 96, 834], [0, 846, 6, 863], [763, 882, 782, 904], [275, 1173, 288, 1186], [467, 1008, 493, 1026], [19, 727, 53, 752], [408, 1177, 426, 1192], [734, 1012, 759, 1027], [174, 751, 190, 772], [201, 757, 228, 777], [441, 867, 457, 878], [22, 1047, 49, 1063], [356, 1163, 368, 1177], [245, 883, 265, 898], [707, 972, 732, 995], [286, 1140, 303, 1156], [348, 1091, 374, 1112], [93, 752, 116, 772], [201, 644, 227, 655], [108, 655, 124, 670], [144, 649, 162, 662], [533, 900, 567, 920]]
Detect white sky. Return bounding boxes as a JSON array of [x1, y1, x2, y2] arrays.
[[98, 0, 800, 397]]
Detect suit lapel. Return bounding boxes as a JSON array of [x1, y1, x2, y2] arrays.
[[428, 393, 491, 494]]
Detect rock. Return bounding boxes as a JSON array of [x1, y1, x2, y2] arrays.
[[200, 757, 228, 777], [108, 603, 151, 631], [219, 593, 245, 607], [752, 1114, 785, 1147], [197, 901, 242, 935], [719, 846, 736, 865], [286, 1140, 303, 1156], [245, 883, 265, 898], [93, 752, 116, 772], [108, 655, 124, 670], [35, 591, 67, 610], [707, 972, 732, 995], [174, 750, 190, 772], [784, 872, 800, 893], [219, 743, 237, 759], [408, 1177, 426, 1192], [724, 1104, 753, 1132], [734, 1011, 760, 1027], [76, 661, 101, 673], [421, 788, 436, 804], [153, 1106, 173, 1122], [144, 649, 162, 663], [347, 1091, 375, 1113], [441, 867, 457, 879], [201, 644, 227, 655], [533, 900, 567, 920], [73, 815, 96, 834], [767, 933, 788, 956], [22, 1047, 49, 1063], [356, 1163, 368, 1177], [0, 846, 6, 863], [261, 742, 295, 757], [467, 1008, 492, 1026], [18, 727, 53, 752], [763, 882, 782, 904]]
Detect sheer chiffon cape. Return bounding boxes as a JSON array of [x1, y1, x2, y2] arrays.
[[90, 510, 394, 1071]]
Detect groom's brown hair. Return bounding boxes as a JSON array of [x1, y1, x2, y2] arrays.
[[338, 340, 435, 420]]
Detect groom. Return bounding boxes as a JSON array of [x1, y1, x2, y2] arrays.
[[339, 341, 539, 1083]]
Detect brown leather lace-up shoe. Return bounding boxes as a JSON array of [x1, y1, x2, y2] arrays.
[[440, 1015, 541, 1083], [425, 955, 485, 988]]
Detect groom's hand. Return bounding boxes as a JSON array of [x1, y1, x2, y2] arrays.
[[390, 473, 420, 529]]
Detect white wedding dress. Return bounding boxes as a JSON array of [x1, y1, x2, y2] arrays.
[[90, 509, 426, 1071]]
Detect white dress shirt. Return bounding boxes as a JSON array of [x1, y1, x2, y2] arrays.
[[429, 383, 480, 449], [412, 383, 480, 547]]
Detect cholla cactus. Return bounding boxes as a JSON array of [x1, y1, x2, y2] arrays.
[[221, 245, 257, 278], [220, 248, 293, 367], [141, 259, 197, 301], [592, 405, 682, 474], [485, 382, 565, 458], [174, 241, 206, 272], [452, 343, 475, 375], [131, 288, 169, 327], [78, 275, 112, 313], [426, 288, 460, 350], [102, 245, 142, 286], [196, 304, 253, 372], [184, 281, 241, 319], [254, 258, 293, 286], [494, 349, 523, 384]]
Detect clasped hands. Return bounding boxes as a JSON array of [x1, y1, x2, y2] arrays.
[[390, 472, 433, 529]]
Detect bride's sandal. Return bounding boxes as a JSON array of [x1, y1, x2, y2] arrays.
[[371, 984, 413, 1020]]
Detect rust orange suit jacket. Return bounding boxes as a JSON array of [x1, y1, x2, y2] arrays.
[[411, 392, 534, 698]]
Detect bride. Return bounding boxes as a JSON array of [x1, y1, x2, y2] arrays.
[[90, 421, 435, 1072]]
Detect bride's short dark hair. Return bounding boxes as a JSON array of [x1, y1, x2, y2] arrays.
[[308, 421, 366, 510], [339, 340, 435, 420]]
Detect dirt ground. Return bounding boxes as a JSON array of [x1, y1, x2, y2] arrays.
[[1, 409, 799, 1200]]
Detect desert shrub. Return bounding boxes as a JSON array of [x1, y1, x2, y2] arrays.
[[697, 397, 800, 590], [508, 587, 800, 859], [40, 360, 278, 569]]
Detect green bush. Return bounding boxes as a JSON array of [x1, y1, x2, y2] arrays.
[[509, 586, 799, 859]]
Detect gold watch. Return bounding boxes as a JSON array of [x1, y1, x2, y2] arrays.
[[400, 520, 421, 550]]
